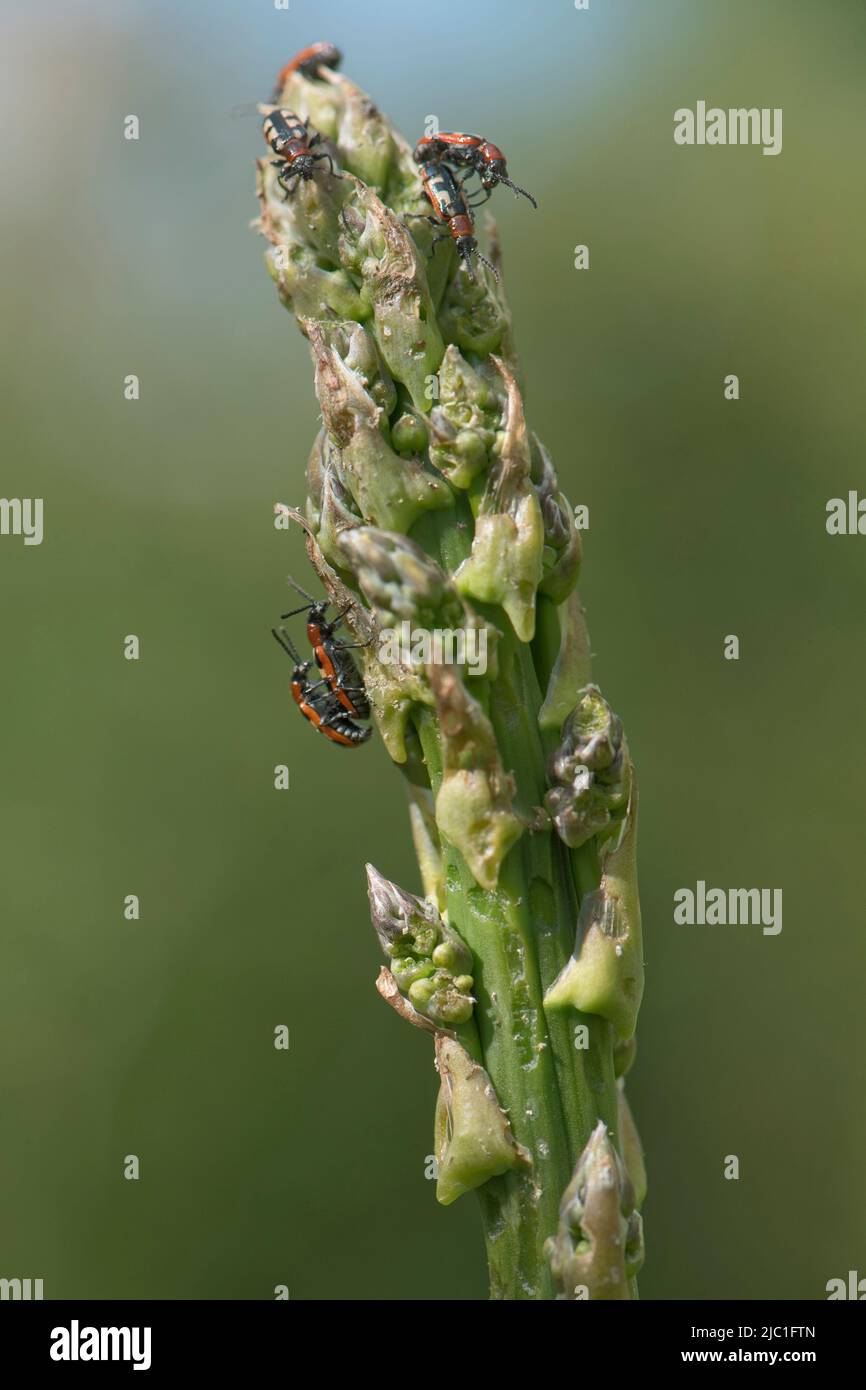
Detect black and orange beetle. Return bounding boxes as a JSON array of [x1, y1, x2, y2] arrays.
[[271, 625, 371, 748], [414, 131, 537, 207], [271, 42, 342, 101], [415, 159, 498, 281], [280, 579, 370, 721], [262, 108, 339, 198]]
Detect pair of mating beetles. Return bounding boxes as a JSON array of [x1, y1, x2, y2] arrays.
[[272, 580, 372, 748], [263, 41, 536, 279], [411, 129, 537, 281]]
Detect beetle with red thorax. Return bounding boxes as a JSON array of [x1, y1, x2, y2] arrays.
[[413, 132, 537, 207], [280, 578, 370, 721], [415, 160, 498, 282], [271, 626, 371, 748], [262, 108, 339, 198], [271, 42, 342, 101]]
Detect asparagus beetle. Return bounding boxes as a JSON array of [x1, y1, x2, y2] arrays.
[[272, 42, 342, 101], [416, 160, 498, 282], [262, 108, 339, 198], [280, 578, 370, 721], [414, 132, 537, 207], [271, 626, 371, 748]]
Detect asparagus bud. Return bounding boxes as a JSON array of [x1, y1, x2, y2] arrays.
[[430, 664, 523, 891], [323, 70, 396, 190], [433, 1035, 530, 1206], [544, 684, 630, 848], [538, 591, 593, 732], [306, 322, 451, 533], [428, 345, 505, 489], [453, 358, 545, 642], [545, 1120, 644, 1300], [338, 526, 463, 628], [544, 778, 644, 1039], [532, 434, 582, 602], [366, 865, 475, 1027]]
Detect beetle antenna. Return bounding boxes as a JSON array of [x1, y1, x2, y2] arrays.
[[272, 626, 304, 664], [285, 575, 317, 603], [474, 248, 500, 282], [500, 176, 537, 209], [458, 245, 477, 282]]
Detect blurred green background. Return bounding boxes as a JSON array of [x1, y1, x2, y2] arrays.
[[2, 0, 864, 1299]]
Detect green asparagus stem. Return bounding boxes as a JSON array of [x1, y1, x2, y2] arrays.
[[257, 53, 646, 1299]]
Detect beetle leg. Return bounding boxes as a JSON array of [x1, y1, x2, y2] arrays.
[[312, 151, 342, 179], [330, 605, 354, 630], [426, 232, 450, 259]]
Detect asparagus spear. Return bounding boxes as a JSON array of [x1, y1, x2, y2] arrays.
[[256, 53, 646, 1300]]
